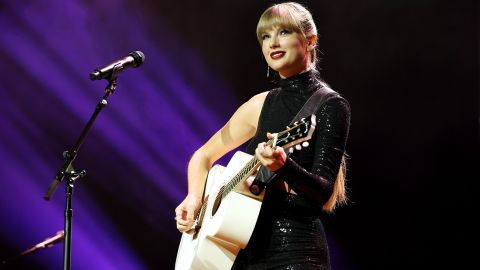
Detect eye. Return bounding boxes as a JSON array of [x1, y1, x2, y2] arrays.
[[261, 34, 270, 40], [280, 29, 292, 35]]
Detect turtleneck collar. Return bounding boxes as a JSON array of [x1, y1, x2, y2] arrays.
[[275, 70, 321, 96]]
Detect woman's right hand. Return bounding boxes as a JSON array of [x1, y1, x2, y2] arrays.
[[175, 194, 202, 233]]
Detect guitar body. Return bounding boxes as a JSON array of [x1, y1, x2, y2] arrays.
[[175, 115, 316, 270], [175, 151, 264, 270]]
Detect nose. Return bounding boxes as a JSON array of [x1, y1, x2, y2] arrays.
[[269, 35, 279, 48]]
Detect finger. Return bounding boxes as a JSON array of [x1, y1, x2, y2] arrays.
[[272, 148, 287, 163], [255, 148, 266, 164], [255, 146, 262, 155], [175, 205, 186, 218], [186, 208, 195, 222], [177, 218, 193, 226], [272, 146, 285, 156], [175, 206, 185, 221], [176, 218, 192, 232], [177, 223, 189, 232], [256, 153, 273, 167], [266, 132, 278, 140], [257, 142, 266, 152], [255, 147, 266, 160], [174, 204, 182, 215], [261, 145, 273, 157]]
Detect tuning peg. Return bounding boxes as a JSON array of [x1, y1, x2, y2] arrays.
[[302, 142, 309, 148], [288, 147, 294, 154], [295, 144, 302, 151]]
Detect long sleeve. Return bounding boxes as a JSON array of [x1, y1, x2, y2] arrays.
[[274, 96, 351, 205]]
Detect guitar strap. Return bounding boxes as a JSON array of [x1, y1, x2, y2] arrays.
[[249, 85, 339, 195]]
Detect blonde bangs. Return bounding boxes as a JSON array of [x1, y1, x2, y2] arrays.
[[256, 6, 303, 44]]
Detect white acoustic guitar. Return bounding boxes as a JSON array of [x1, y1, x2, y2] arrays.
[[175, 115, 316, 270]]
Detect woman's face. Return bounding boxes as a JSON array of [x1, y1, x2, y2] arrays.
[[261, 25, 310, 78]]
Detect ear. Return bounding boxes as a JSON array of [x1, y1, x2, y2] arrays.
[[306, 35, 318, 51]]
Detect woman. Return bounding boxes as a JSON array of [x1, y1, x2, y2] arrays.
[[175, 2, 351, 269]]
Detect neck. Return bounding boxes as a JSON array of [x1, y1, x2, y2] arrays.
[[279, 67, 312, 79]]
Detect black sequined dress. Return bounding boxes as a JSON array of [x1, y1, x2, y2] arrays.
[[231, 71, 351, 270]]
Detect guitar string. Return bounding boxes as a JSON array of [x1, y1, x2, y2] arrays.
[[193, 117, 310, 232], [218, 117, 309, 200]]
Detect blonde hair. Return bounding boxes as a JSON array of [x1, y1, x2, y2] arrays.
[[322, 155, 348, 213], [256, 2, 318, 70]]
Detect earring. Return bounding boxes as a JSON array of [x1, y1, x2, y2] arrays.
[[267, 66, 270, 77]]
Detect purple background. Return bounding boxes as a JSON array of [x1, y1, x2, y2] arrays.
[[0, 0, 476, 269]]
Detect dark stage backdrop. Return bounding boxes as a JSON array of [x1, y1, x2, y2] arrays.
[[0, 0, 476, 269]]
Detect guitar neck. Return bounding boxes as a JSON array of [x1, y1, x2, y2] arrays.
[[220, 156, 261, 199], [188, 115, 314, 238], [216, 129, 295, 199]]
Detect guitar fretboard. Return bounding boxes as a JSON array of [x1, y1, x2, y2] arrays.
[[218, 156, 260, 201], [204, 116, 312, 219]]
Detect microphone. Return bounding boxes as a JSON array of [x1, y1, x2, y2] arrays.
[[19, 230, 65, 257], [89, 51, 145, 80], [1, 231, 65, 265]]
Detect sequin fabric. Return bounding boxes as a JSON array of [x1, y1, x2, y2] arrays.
[[231, 71, 350, 269], [231, 189, 330, 270], [246, 70, 351, 205]]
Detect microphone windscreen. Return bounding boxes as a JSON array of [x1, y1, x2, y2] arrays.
[[129, 51, 145, 67]]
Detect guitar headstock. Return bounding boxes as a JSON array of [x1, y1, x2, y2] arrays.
[[270, 114, 316, 149]]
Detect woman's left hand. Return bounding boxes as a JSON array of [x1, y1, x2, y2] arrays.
[[255, 132, 287, 171]]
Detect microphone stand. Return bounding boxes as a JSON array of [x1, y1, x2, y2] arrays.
[[0, 231, 65, 268], [43, 71, 119, 270]]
